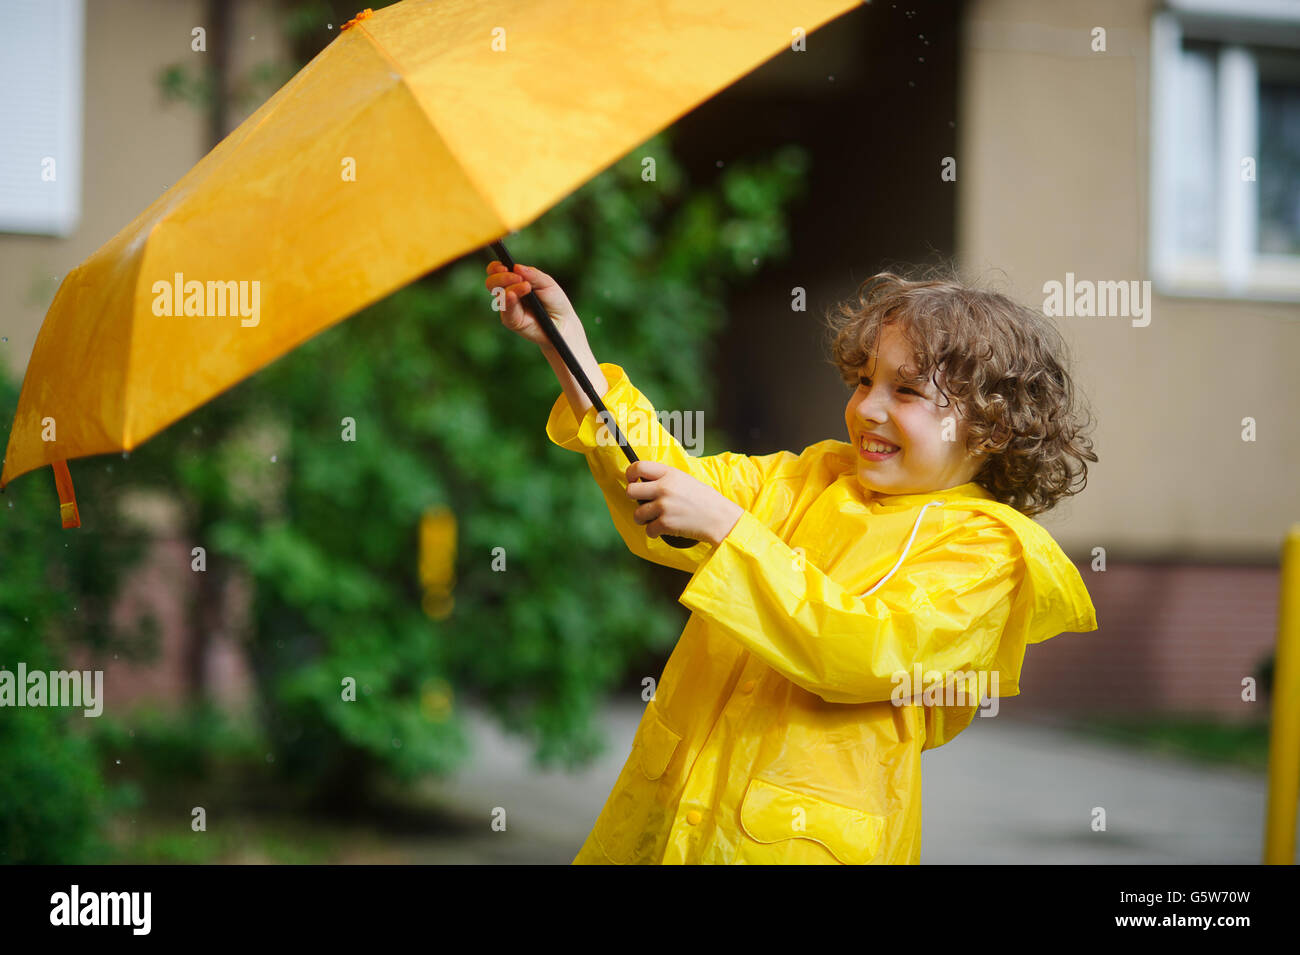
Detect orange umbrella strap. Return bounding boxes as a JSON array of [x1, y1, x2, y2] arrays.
[[52, 459, 80, 529]]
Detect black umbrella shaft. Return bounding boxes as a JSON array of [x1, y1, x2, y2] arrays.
[[489, 240, 696, 550]]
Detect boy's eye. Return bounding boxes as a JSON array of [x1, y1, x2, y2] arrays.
[[859, 375, 922, 396]]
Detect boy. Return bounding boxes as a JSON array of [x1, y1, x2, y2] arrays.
[[486, 261, 1098, 864]]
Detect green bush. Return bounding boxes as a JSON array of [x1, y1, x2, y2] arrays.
[[0, 370, 151, 862], [0, 707, 110, 863]]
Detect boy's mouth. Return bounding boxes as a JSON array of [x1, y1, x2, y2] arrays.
[[859, 434, 900, 461]]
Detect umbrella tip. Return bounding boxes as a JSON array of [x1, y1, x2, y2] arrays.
[[341, 8, 373, 31]]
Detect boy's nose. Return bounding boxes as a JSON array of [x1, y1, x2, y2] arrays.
[[854, 395, 889, 422]]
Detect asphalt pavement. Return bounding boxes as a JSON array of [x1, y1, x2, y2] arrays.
[[412, 700, 1288, 864]]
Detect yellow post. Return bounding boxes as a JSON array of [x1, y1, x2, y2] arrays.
[[419, 506, 457, 621], [1264, 524, 1300, 864]]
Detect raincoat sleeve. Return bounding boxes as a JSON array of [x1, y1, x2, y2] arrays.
[[545, 362, 796, 572], [676, 508, 1026, 705]]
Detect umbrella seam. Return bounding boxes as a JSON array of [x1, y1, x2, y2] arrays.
[[122, 31, 374, 449], [351, 20, 508, 231]]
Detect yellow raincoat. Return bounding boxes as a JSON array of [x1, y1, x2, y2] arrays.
[[546, 363, 1098, 864]]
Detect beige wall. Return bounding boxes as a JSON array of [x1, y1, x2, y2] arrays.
[[0, 0, 285, 383], [959, 0, 1300, 561]]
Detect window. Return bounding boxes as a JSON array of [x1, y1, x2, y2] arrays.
[[1149, 0, 1300, 300], [0, 0, 84, 237]]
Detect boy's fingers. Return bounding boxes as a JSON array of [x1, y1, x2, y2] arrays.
[[629, 460, 668, 482], [516, 264, 553, 287], [485, 271, 520, 289]]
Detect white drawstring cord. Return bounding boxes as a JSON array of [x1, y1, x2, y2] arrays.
[[861, 500, 946, 596]]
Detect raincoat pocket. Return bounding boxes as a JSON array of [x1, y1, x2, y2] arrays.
[[637, 706, 683, 779], [739, 777, 887, 865], [590, 705, 684, 864]]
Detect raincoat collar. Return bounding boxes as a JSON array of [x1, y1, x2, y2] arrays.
[[865, 480, 995, 508]]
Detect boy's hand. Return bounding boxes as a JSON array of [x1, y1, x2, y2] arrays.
[[625, 460, 745, 547], [485, 261, 585, 350]]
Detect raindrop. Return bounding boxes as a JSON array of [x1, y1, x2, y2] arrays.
[[270, 454, 278, 463], [908, 81, 915, 87], [328, 24, 333, 30], [115, 759, 120, 765], [6, 502, 11, 509], [122, 451, 130, 459], [828, 74, 834, 82], [594, 316, 601, 324], [752, 258, 759, 266], [716, 160, 724, 168], [918, 57, 924, 63], [266, 753, 275, 763], [392, 738, 402, 748]]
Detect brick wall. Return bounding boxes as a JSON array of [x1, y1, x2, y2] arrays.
[[1014, 561, 1280, 721], [68, 533, 254, 715]]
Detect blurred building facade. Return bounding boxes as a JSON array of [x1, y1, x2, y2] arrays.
[[952, 0, 1299, 718]]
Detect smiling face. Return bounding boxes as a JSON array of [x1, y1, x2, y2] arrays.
[[843, 322, 984, 497]]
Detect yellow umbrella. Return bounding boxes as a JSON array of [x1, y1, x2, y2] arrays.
[[1, 0, 860, 530]]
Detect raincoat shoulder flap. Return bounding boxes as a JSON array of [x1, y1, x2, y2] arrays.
[[961, 498, 1098, 642], [937, 495, 1098, 701], [739, 777, 886, 865]]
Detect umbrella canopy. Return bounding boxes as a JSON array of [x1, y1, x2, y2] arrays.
[[2, 0, 860, 524]]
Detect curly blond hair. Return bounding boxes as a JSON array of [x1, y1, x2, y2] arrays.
[[822, 264, 1097, 517]]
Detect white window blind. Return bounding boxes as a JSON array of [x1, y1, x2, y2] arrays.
[[1150, 1, 1300, 300], [0, 0, 84, 237]]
